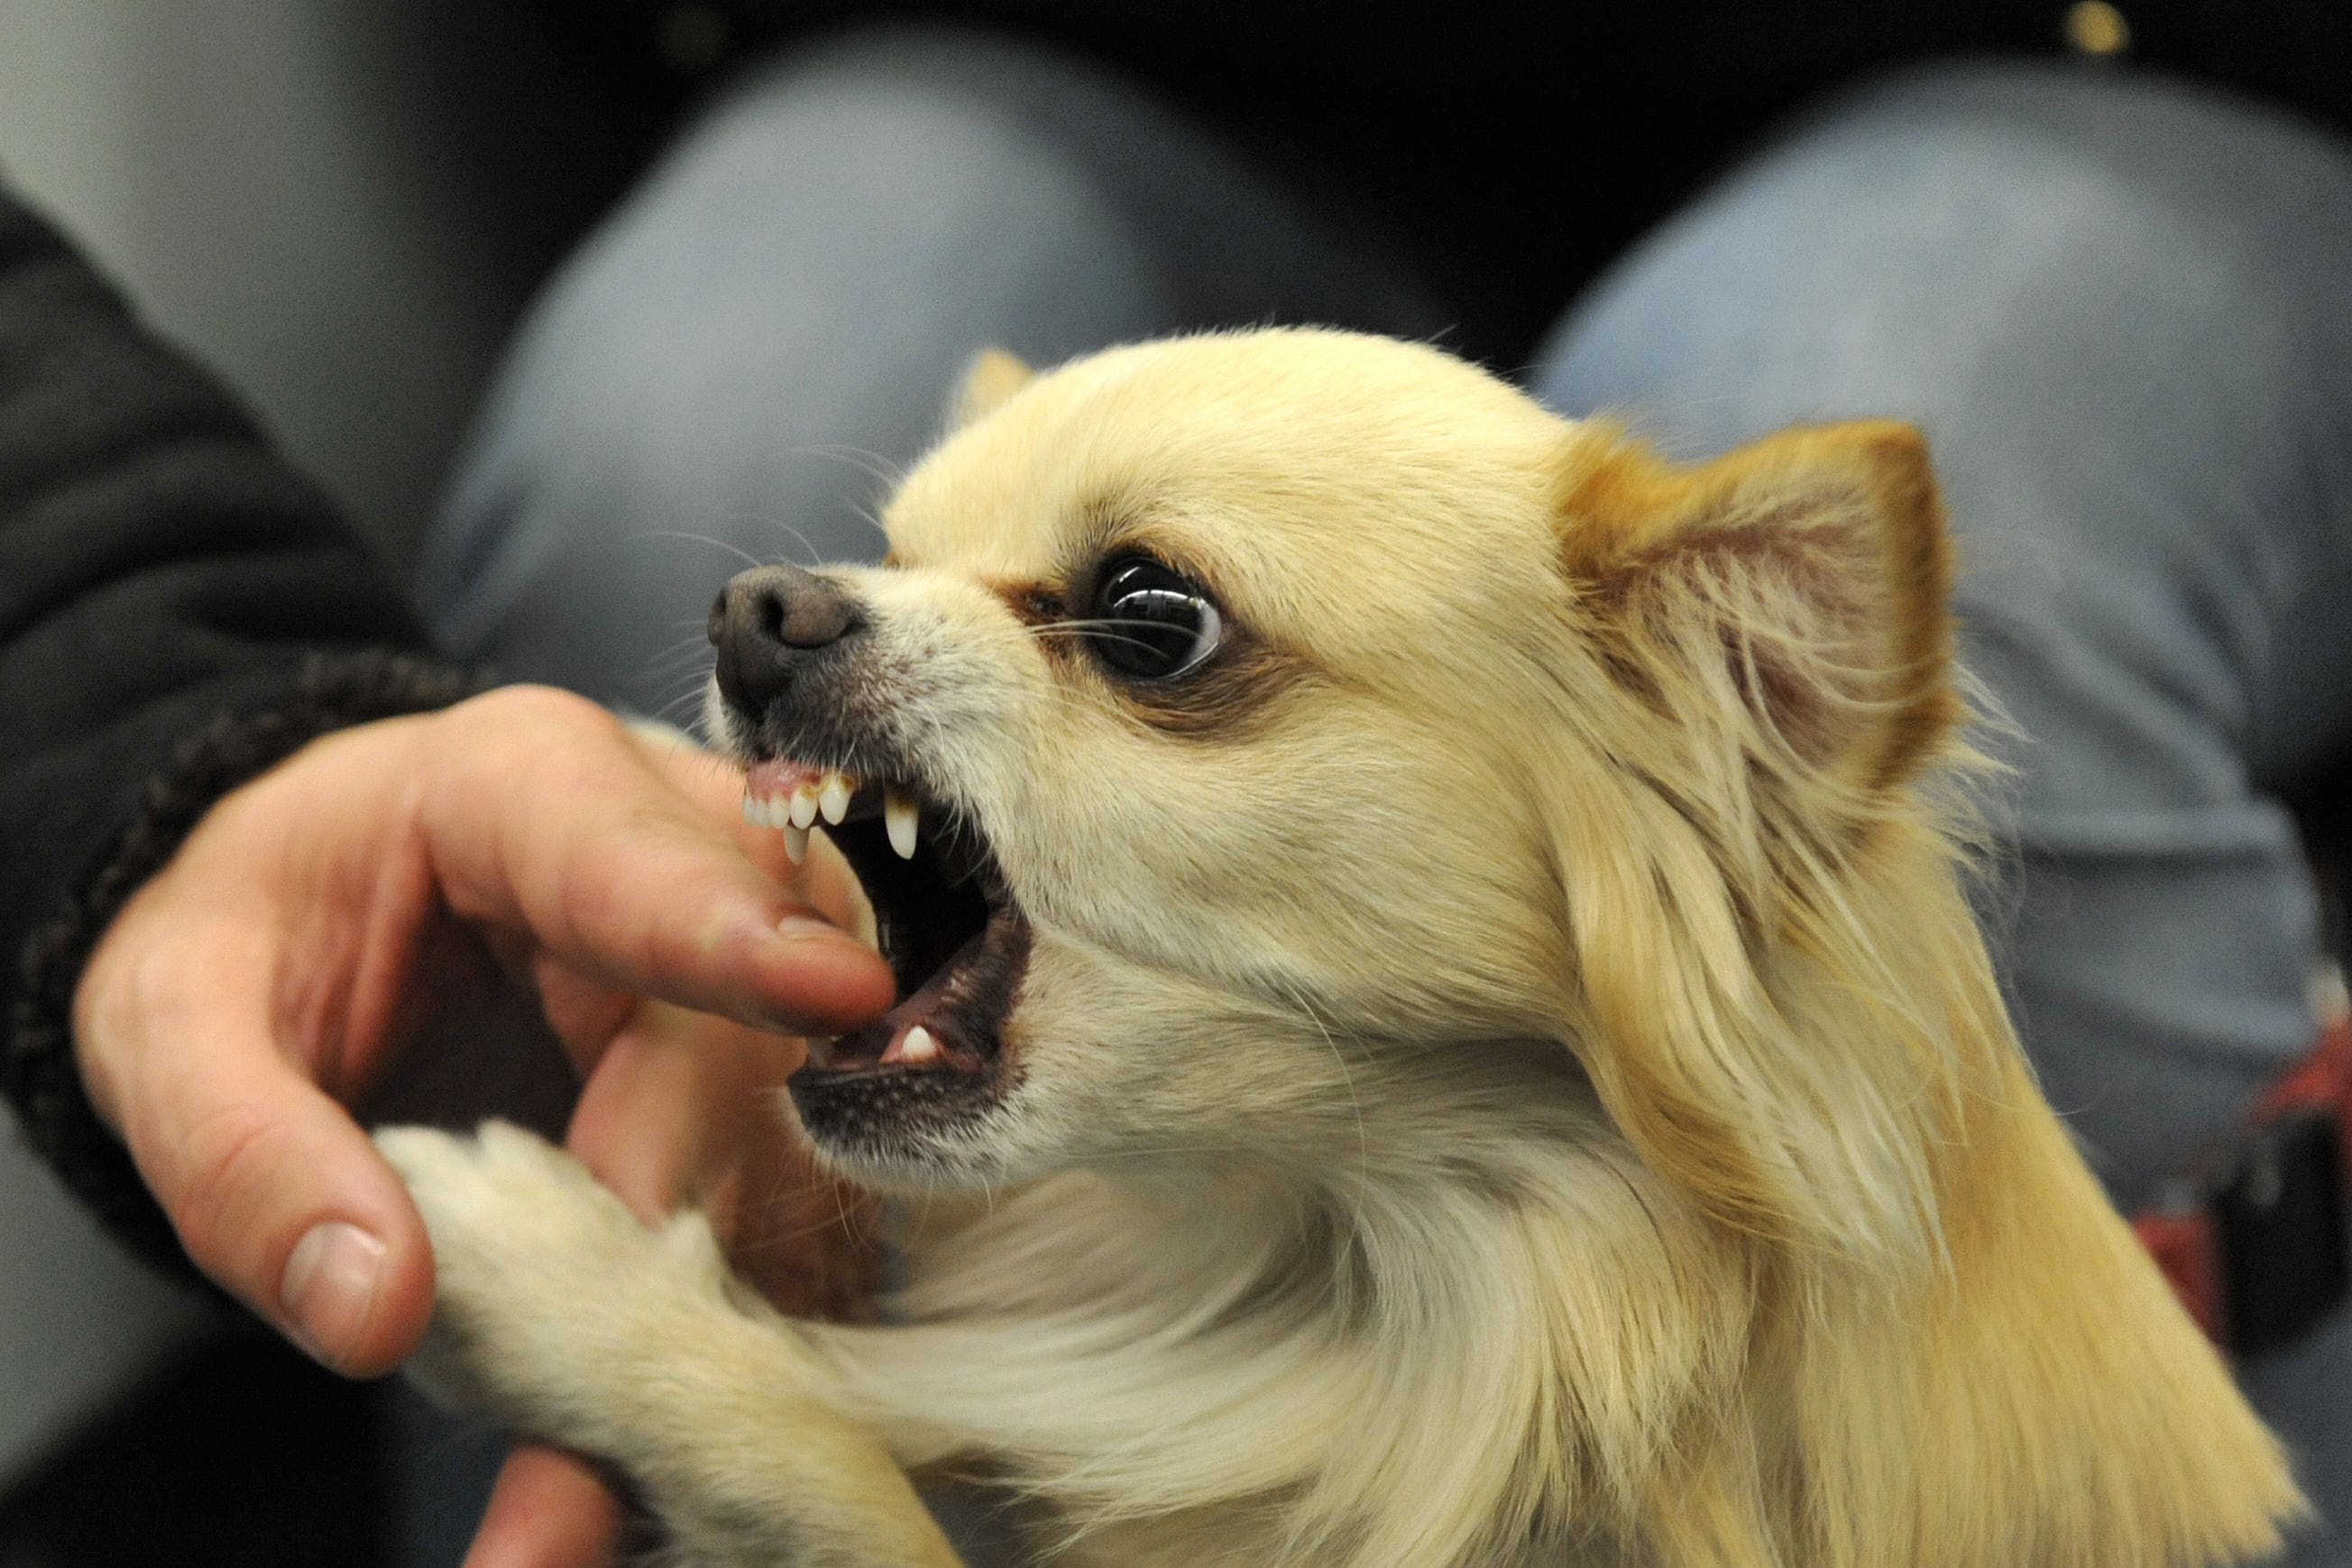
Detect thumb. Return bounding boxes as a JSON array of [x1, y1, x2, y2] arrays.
[[117, 1026, 436, 1377]]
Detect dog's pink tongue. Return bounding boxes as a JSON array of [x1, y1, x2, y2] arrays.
[[745, 758, 823, 796]]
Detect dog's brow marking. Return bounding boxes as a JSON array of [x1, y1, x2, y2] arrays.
[[985, 577, 1066, 627]]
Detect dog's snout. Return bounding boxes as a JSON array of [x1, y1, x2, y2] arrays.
[[709, 564, 865, 711]]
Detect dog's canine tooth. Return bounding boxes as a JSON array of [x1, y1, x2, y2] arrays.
[[788, 784, 821, 830], [818, 772, 853, 826], [899, 1025, 941, 1064], [885, 788, 918, 860], [783, 822, 810, 865]]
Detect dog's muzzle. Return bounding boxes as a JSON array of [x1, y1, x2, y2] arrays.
[[708, 564, 1027, 1160]]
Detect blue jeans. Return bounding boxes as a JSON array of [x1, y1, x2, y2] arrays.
[[423, 34, 2352, 1563]]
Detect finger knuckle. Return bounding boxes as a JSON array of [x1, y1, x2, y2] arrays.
[[169, 1101, 292, 1275], [465, 683, 615, 739]]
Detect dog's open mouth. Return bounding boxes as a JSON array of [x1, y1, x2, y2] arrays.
[[743, 759, 1028, 1087]]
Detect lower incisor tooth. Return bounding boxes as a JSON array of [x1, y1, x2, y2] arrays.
[[885, 789, 918, 860]]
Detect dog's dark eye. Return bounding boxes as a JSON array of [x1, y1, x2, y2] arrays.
[[1088, 557, 1223, 682]]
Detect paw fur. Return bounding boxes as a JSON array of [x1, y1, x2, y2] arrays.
[[374, 1121, 733, 1426]]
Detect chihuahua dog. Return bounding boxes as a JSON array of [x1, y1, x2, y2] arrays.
[[380, 329, 2301, 1567]]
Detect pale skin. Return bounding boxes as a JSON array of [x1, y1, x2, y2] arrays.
[[69, 683, 893, 1568]]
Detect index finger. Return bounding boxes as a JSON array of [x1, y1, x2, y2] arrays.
[[628, 720, 874, 939], [418, 688, 893, 1033]]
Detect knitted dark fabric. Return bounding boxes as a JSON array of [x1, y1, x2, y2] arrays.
[[0, 183, 474, 1272], [5, 652, 483, 1274]]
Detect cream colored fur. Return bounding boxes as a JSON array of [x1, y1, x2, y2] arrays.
[[379, 329, 2302, 1567]]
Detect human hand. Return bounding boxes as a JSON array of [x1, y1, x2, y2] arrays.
[[71, 683, 891, 1567]]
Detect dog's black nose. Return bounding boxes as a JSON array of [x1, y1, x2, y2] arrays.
[[708, 564, 865, 712]]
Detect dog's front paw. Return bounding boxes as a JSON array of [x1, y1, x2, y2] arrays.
[[375, 1121, 734, 1430]]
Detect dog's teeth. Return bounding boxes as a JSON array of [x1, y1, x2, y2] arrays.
[[742, 795, 759, 824], [783, 822, 810, 865], [818, 772, 853, 826], [885, 789, 918, 860], [900, 1025, 941, 1064], [788, 784, 821, 830]]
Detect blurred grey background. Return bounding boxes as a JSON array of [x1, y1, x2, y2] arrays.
[[0, 0, 638, 570]]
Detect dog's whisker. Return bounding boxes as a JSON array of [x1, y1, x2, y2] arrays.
[[648, 692, 706, 729], [759, 516, 831, 568], [1275, 981, 1371, 1260], [1021, 619, 1176, 641], [629, 528, 768, 572], [788, 442, 907, 492], [642, 665, 717, 701], [1036, 682, 1148, 726]]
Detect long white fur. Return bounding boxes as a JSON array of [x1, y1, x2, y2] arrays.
[[381, 329, 2301, 1568]]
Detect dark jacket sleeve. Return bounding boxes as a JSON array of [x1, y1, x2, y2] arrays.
[[0, 184, 482, 1270]]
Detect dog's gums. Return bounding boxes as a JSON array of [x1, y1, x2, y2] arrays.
[[745, 761, 911, 864]]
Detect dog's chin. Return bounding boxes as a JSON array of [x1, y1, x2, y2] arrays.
[[786, 890, 1031, 1182], [728, 738, 1034, 1179]]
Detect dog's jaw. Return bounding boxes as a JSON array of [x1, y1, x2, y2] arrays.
[[788, 897, 1032, 1169], [705, 674, 1047, 1183]]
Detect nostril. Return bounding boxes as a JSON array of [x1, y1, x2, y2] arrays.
[[709, 565, 868, 713], [769, 575, 859, 649], [758, 588, 789, 646]]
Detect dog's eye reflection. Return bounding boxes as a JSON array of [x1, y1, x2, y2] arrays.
[[1088, 556, 1223, 681]]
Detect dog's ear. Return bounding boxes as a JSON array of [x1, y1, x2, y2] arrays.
[[1554, 420, 1958, 798], [1538, 423, 1974, 1257], [948, 346, 1036, 430]]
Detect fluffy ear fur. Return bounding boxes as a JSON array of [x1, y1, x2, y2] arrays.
[[1535, 423, 1979, 1257], [1557, 420, 1960, 799], [949, 346, 1036, 430], [1529, 426, 2292, 1568]]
